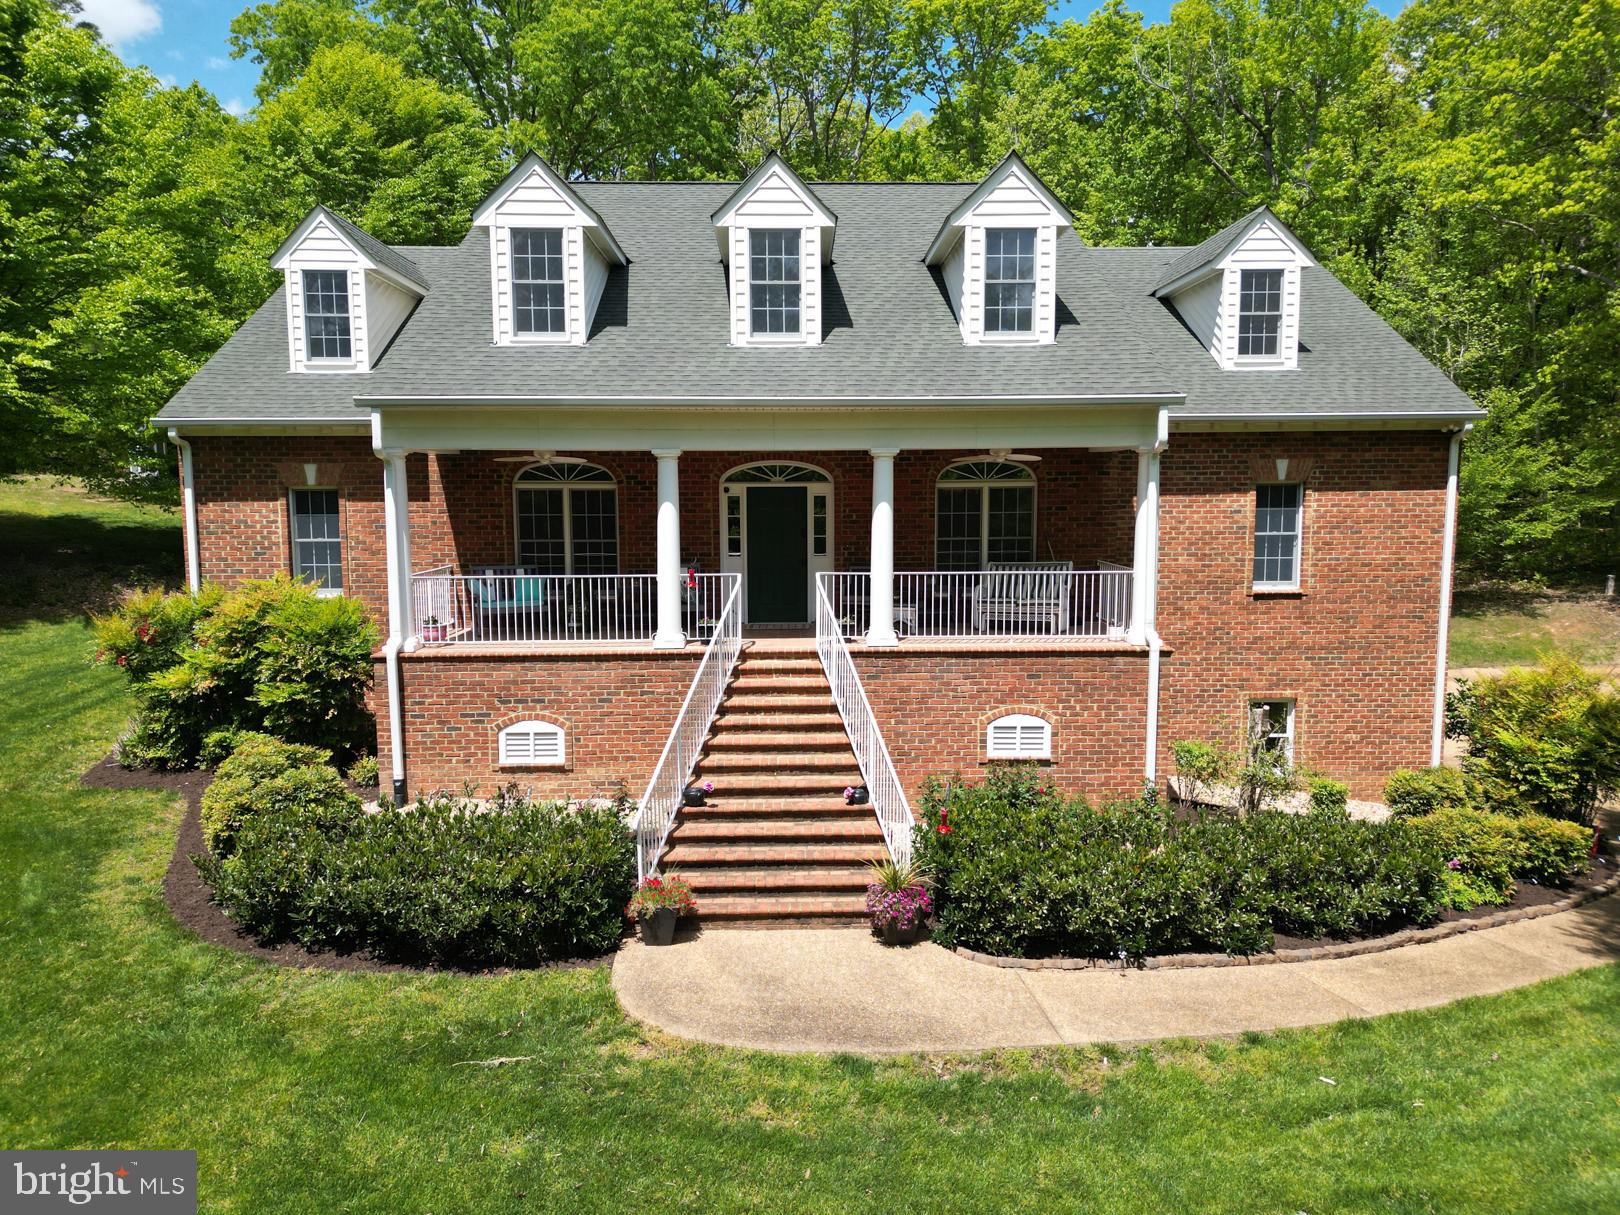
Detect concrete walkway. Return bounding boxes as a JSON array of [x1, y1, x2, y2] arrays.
[[613, 895, 1620, 1054]]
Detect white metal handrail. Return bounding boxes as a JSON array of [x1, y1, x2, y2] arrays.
[[814, 574, 912, 865], [409, 569, 733, 646], [819, 569, 1132, 642], [633, 573, 743, 879]]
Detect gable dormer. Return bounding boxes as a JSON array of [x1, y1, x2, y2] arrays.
[[271, 206, 427, 374], [1152, 207, 1314, 370], [711, 153, 836, 348], [925, 153, 1073, 347], [471, 151, 628, 347]]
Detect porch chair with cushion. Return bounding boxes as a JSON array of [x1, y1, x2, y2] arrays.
[[970, 561, 1074, 634]]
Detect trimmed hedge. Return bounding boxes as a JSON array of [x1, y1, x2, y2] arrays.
[[1384, 766, 1470, 817], [197, 777, 636, 967], [1407, 806, 1591, 909], [914, 767, 1446, 959], [200, 733, 342, 856]]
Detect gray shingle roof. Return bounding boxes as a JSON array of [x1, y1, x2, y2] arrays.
[[316, 207, 429, 292], [1149, 205, 1271, 296], [158, 183, 1480, 425]]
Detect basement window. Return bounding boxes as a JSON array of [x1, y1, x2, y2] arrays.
[[498, 720, 566, 766], [986, 713, 1051, 760]]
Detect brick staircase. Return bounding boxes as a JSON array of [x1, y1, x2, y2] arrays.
[[658, 642, 884, 926]]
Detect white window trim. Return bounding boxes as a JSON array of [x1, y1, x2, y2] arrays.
[[1249, 699, 1295, 763], [934, 459, 1038, 571], [498, 720, 567, 767], [299, 269, 358, 369], [981, 227, 1038, 340], [511, 464, 620, 575], [747, 228, 804, 341], [1252, 481, 1304, 592], [508, 226, 569, 343], [1233, 267, 1286, 367], [986, 713, 1052, 760], [287, 486, 343, 598]]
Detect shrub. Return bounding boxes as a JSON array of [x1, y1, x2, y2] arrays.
[[200, 734, 341, 855], [915, 766, 1445, 959], [346, 754, 380, 788], [1171, 739, 1233, 804], [94, 577, 378, 769], [1384, 766, 1471, 817], [200, 727, 253, 768], [199, 788, 637, 966], [1501, 814, 1591, 886], [1405, 807, 1517, 908], [1306, 774, 1349, 816], [1448, 656, 1620, 824]]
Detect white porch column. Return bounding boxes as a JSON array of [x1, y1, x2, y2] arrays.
[[866, 448, 900, 647], [1129, 448, 1161, 645], [653, 449, 686, 649]]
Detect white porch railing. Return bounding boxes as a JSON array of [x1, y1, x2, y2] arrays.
[[819, 567, 1133, 643], [410, 567, 733, 646], [633, 573, 743, 879], [814, 575, 912, 865]]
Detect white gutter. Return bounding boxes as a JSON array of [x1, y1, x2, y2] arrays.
[[1145, 631, 1163, 783], [372, 413, 410, 803], [355, 392, 1187, 410], [1431, 426, 1469, 765], [166, 428, 201, 593], [1143, 406, 1167, 782]]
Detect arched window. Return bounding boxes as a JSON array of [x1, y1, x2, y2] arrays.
[[514, 462, 618, 574], [986, 713, 1052, 760], [498, 719, 566, 766], [935, 460, 1036, 571]]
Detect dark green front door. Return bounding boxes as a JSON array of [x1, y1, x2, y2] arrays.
[[746, 486, 808, 623]]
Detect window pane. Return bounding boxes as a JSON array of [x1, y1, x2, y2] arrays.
[[516, 487, 567, 573], [290, 489, 342, 589], [935, 487, 982, 571], [568, 487, 619, 574], [302, 271, 351, 360], [1250, 700, 1294, 758], [984, 229, 1036, 333], [986, 486, 1035, 564], [512, 228, 566, 334], [1253, 483, 1302, 585], [749, 229, 801, 335], [1237, 269, 1283, 356]]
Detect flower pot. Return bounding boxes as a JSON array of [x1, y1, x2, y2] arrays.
[[879, 920, 920, 947], [847, 785, 870, 806], [683, 786, 706, 807], [639, 907, 678, 946], [420, 624, 447, 643]]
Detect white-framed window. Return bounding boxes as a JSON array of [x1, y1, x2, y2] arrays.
[[498, 720, 566, 766], [986, 713, 1052, 760], [1237, 269, 1283, 358], [1253, 482, 1303, 589], [749, 229, 801, 335], [1249, 699, 1295, 761], [514, 462, 618, 574], [302, 270, 352, 360], [512, 227, 566, 335], [289, 487, 343, 593], [984, 228, 1036, 334], [935, 459, 1036, 571]]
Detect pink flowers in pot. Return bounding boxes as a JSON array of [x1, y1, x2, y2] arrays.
[[865, 857, 932, 942]]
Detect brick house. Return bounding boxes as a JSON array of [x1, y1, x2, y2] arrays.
[[155, 152, 1482, 922]]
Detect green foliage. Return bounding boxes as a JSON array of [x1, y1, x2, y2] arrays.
[[1306, 775, 1350, 816], [1501, 814, 1593, 887], [199, 787, 637, 966], [200, 732, 342, 855], [1407, 805, 1592, 910], [1384, 766, 1472, 817], [95, 577, 378, 769], [345, 754, 380, 788], [1448, 656, 1620, 824], [1171, 738, 1234, 798], [915, 766, 1445, 959]]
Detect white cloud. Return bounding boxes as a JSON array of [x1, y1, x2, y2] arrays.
[[207, 56, 229, 70], [223, 97, 249, 117], [77, 0, 163, 48]]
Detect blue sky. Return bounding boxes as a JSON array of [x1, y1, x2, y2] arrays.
[[81, 0, 1406, 121]]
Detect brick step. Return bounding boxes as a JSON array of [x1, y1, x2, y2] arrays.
[[696, 752, 855, 773], [679, 795, 868, 815], [711, 711, 846, 731], [685, 771, 855, 795], [669, 817, 883, 844], [673, 866, 874, 893], [660, 841, 890, 867], [727, 675, 830, 694], [695, 893, 870, 922], [721, 693, 836, 713], [703, 730, 851, 750], [735, 657, 822, 674]]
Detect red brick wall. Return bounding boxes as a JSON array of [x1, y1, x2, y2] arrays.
[[1156, 430, 1451, 798], [855, 648, 1150, 801], [373, 649, 701, 799]]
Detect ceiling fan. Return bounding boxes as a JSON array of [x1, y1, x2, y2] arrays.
[[492, 450, 591, 465], [974, 447, 1042, 463]]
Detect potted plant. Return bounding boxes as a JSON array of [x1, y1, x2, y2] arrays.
[[845, 784, 869, 805], [420, 615, 447, 643], [683, 779, 714, 807], [865, 858, 932, 946], [628, 874, 698, 945]]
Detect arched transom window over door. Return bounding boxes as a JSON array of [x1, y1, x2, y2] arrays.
[[935, 459, 1036, 570], [513, 462, 619, 574]]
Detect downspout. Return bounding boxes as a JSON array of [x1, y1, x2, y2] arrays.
[[1430, 426, 1468, 766], [372, 414, 409, 804], [166, 428, 201, 594], [1143, 406, 1168, 785]]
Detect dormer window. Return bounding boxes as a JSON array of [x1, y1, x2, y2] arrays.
[[1237, 269, 1283, 358], [512, 228, 566, 336], [750, 230, 801, 336], [302, 270, 352, 360], [984, 229, 1036, 334]]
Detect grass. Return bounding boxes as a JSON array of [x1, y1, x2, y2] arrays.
[[1451, 583, 1620, 669], [2, 481, 1619, 1212]]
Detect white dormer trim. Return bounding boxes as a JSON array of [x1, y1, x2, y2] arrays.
[[925, 153, 1073, 347], [712, 154, 835, 348], [471, 152, 627, 347], [270, 207, 424, 374], [1156, 209, 1314, 371]]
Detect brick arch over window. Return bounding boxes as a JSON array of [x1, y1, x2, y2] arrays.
[[975, 704, 1058, 764], [493, 711, 571, 769]]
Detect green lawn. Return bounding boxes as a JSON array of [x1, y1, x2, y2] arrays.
[[2, 482, 1619, 1212], [1450, 584, 1620, 669]]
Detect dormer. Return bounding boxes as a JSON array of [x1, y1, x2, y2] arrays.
[[925, 152, 1073, 347], [711, 153, 836, 348], [471, 151, 628, 347], [1151, 206, 1314, 370], [271, 205, 427, 374]]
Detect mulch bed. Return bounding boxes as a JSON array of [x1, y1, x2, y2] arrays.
[[81, 752, 614, 976]]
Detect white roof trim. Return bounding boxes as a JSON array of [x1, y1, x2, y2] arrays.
[[1152, 209, 1314, 298], [470, 151, 628, 265], [924, 152, 1075, 265], [710, 152, 837, 231], [269, 206, 427, 296]]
